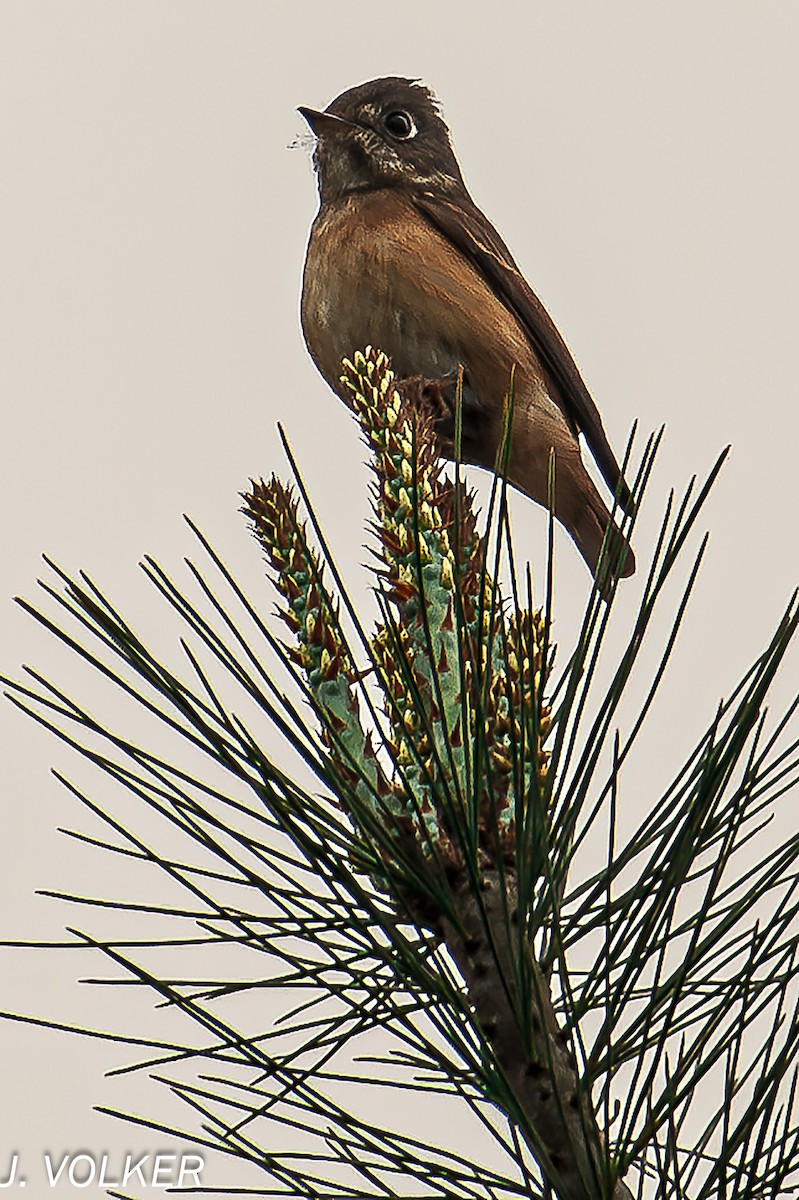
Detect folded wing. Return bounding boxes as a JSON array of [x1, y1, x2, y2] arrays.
[[413, 191, 635, 516]]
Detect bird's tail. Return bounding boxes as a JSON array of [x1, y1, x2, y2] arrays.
[[567, 488, 635, 599]]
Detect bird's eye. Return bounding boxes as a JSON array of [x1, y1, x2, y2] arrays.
[[383, 110, 416, 140]]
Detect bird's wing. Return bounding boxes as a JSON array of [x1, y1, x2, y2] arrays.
[[413, 191, 635, 515]]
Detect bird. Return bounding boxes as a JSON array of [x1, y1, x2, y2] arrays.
[[298, 77, 635, 588]]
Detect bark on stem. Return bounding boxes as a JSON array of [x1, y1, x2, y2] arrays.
[[442, 869, 634, 1200]]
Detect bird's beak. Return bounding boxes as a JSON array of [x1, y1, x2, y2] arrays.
[[298, 106, 355, 136]]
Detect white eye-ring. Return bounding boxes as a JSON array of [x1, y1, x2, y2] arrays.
[[383, 110, 417, 140]]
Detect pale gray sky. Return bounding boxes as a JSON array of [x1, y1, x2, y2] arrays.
[[1, 2, 797, 1191]]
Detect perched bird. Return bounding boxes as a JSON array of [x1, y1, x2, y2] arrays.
[[299, 77, 635, 586]]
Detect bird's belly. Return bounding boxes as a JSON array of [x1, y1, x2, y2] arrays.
[[300, 192, 547, 465], [302, 239, 461, 385]]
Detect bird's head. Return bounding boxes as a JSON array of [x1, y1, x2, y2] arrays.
[[299, 77, 465, 204]]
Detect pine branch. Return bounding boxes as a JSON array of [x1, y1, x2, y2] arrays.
[[3, 347, 798, 1198]]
